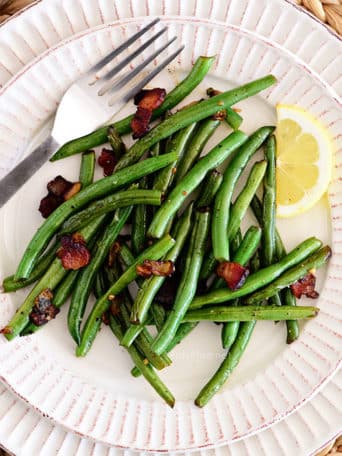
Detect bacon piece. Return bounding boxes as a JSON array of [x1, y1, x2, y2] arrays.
[[39, 175, 81, 218], [136, 260, 175, 278], [47, 175, 73, 196], [290, 272, 319, 299], [29, 288, 60, 326], [57, 233, 91, 270], [212, 109, 227, 121], [108, 241, 121, 267], [217, 261, 249, 290], [39, 193, 64, 218], [98, 148, 117, 176], [131, 88, 166, 139]]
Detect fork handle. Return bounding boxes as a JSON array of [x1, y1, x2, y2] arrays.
[[0, 135, 59, 209]]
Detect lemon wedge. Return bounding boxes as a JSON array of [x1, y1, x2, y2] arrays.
[[275, 104, 333, 218]]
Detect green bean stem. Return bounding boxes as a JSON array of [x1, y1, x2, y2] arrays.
[[148, 131, 248, 239], [151, 210, 210, 355], [109, 314, 175, 407], [61, 188, 161, 234], [3, 216, 108, 340], [116, 76, 276, 171], [190, 237, 322, 309], [79, 150, 95, 188], [68, 206, 132, 344], [107, 126, 126, 159], [15, 153, 177, 280], [175, 118, 221, 183], [51, 56, 215, 162], [212, 126, 274, 261], [76, 235, 175, 356]]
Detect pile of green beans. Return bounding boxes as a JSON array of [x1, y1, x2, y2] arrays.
[[1, 58, 331, 408]]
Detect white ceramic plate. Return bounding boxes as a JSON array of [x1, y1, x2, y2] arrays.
[[0, 1, 341, 453], [0, 369, 340, 456]]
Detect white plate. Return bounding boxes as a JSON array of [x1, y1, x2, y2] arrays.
[[0, 1, 341, 453], [0, 369, 340, 456]]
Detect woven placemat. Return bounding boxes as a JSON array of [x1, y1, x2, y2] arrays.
[[0, 1, 340, 456]]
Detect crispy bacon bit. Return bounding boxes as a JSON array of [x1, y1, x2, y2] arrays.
[[110, 300, 121, 316], [213, 109, 227, 121], [102, 311, 110, 325], [64, 182, 82, 200], [290, 272, 319, 299], [217, 261, 249, 290], [0, 326, 13, 335], [39, 175, 81, 218], [108, 241, 121, 267], [155, 273, 179, 309], [39, 193, 64, 218], [136, 260, 175, 278], [29, 288, 59, 326], [131, 88, 166, 139], [98, 148, 117, 176], [57, 233, 91, 270]]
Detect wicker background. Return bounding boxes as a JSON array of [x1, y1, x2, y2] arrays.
[[0, 0, 340, 455]]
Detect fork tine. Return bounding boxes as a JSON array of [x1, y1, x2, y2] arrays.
[[108, 45, 185, 107], [100, 36, 177, 97], [87, 18, 160, 75], [98, 27, 168, 91]]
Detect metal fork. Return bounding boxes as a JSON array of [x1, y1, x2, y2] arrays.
[[0, 18, 183, 208]]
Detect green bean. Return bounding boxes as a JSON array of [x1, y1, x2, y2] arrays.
[[190, 237, 322, 309], [245, 246, 331, 304], [3, 216, 107, 340], [131, 320, 198, 378], [184, 305, 319, 322], [148, 131, 247, 239], [220, 226, 261, 349], [131, 177, 148, 255], [225, 107, 243, 130], [119, 297, 171, 370], [107, 126, 126, 159], [116, 76, 275, 171], [61, 188, 161, 234], [195, 320, 255, 407], [127, 203, 193, 332], [199, 251, 217, 281], [175, 118, 221, 183], [120, 315, 154, 349], [212, 126, 274, 261], [76, 235, 175, 356], [79, 150, 95, 188], [68, 206, 132, 344], [2, 240, 59, 293], [151, 210, 210, 355], [197, 170, 223, 208], [51, 57, 215, 162], [261, 135, 276, 265], [149, 142, 160, 157], [21, 270, 81, 336], [227, 161, 267, 241], [206, 88, 243, 131], [251, 195, 299, 340], [150, 303, 166, 332], [94, 269, 108, 299], [109, 314, 175, 407], [153, 123, 197, 193], [15, 153, 177, 280]]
